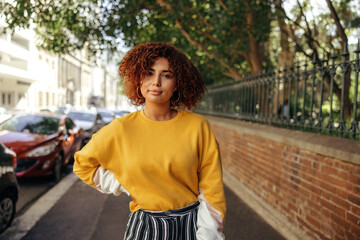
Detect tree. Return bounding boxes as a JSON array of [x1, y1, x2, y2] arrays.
[[270, 0, 360, 118], [0, 0, 272, 84]]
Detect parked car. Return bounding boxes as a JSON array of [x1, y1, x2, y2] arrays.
[[66, 110, 106, 146], [97, 109, 115, 124], [54, 104, 73, 115], [0, 142, 18, 234], [0, 113, 83, 182], [114, 110, 131, 118]]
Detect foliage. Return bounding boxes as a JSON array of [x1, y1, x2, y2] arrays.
[[0, 0, 272, 85], [1, 0, 359, 88]]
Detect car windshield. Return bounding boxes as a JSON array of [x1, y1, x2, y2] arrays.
[[67, 112, 95, 122], [0, 115, 60, 135], [99, 111, 113, 118]]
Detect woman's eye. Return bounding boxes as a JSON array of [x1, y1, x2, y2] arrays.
[[146, 72, 154, 76], [162, 74, 173, 79]]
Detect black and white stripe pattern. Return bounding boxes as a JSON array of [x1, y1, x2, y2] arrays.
[[124, 202, 199, 240]]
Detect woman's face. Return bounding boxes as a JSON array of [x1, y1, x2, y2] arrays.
[[140, 58, 177, 107]]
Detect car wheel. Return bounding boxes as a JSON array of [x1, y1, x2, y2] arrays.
[[52, 155, 63, 182], [0, 192, 16, 234]]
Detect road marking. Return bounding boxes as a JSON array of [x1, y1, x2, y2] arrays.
[[1, 173, 78, 240]]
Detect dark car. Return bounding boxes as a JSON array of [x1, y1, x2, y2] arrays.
[[0, 113, 83, 182], [66, 110, 105, 146], [0, 142, 18, 234], [114, 110, 131, 118], [97, 109, 115, 124]]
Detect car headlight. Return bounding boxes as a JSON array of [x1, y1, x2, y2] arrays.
[[25, 144, 56, 157]]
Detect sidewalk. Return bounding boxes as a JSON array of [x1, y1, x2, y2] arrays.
[[1, 173, 285, 240]]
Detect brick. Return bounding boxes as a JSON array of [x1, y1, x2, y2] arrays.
[[336, 187, 348, 200], [350, 224, 360, 239], [321, 208, 330, 218], [306, 215, 321, 232], [320, 179, 337, 193], [321, 164, 339, 176], [296, 215, 313, 233], [298, 184, 312, 199], [346, 212, 360, 226], [348, 193, 360, 206], [349, 174, 360, 186], [211, 122, 359, 239], [312, 161, 320, 171], [333, 234, 342, 240], [353, 185, 360, 195], [322, 156, 335, 167], [332, 221, 346, 238], [306, 196, 319, 208], [331, 194, 350, 210], [328, 175, 352, 191], [337, 170, 349, 181], [301, 179, 322, 195], [330, 212, 351, 229], [344, 232, 358, 240], [309, 208, 331, 228], [319, 197, 345, 217], [322, 190, 331, 200]]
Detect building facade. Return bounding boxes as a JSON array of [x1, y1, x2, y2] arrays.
[[0, 24, 123, 113]]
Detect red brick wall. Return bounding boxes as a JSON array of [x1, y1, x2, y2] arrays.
[[208, 117, 360, 240]]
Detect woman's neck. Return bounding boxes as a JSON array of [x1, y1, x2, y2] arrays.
[[143, 104, 177, 121]]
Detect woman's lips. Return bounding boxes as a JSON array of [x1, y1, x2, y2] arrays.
[[149, 90, 162, 95]]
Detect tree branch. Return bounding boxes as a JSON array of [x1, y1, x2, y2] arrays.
[[156, 0, 242, 79], [325, 0, 348, 51], [218, 0, 228, 10]]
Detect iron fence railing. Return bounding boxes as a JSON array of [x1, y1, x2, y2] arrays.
[[196, 43, 360, 140]]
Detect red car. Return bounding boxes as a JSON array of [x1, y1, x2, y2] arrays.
[[0, 113, 83, 182]]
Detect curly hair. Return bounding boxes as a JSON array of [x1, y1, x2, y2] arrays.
[[118, 42, 205, 110]]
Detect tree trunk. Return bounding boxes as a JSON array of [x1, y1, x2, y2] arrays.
[[245, 11, 263, 75]]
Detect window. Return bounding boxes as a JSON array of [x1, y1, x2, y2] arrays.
[[11, 34, 29, 50], [46, 92, 49, 106], [39, 92, 43, 107]]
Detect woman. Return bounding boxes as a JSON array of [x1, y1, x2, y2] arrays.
[[73, 42, 226, 240]]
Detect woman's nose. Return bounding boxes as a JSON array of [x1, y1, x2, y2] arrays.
[[152, 74, 161, 86]]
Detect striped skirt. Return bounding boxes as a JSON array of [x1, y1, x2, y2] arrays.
[[124, 202, 200, 240]]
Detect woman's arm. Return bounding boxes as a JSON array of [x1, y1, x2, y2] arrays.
[[198, 147, 226, 225], [197, 147, 226, 239], [92, 166, 129, 196], [73, 135, 102, 187]]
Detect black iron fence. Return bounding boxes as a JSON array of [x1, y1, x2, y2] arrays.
[[196, 43, 360, 140]]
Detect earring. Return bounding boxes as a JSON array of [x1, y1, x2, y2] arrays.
[[173, 91, 180, 103], [137, 87, 143, 99]]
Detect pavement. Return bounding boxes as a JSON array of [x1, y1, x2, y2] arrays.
[[1, 172, 286, 240]]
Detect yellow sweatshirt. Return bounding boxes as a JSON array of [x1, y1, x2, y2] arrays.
[[73, 110, 226, 221]]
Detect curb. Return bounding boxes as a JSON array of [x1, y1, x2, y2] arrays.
[[1, 173, 78, 240]]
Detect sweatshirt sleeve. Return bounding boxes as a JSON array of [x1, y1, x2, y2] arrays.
[[198, 145, 226, 224], [73, 134, 102, 188]]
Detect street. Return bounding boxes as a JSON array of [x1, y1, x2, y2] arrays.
[[0, 169, 285, 240], [15, 165, 73, 217]]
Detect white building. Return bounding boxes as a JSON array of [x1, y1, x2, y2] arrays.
[[58, 51, 93, 109], [0, 26, 58, 112], [0, 24, 125, 113]]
